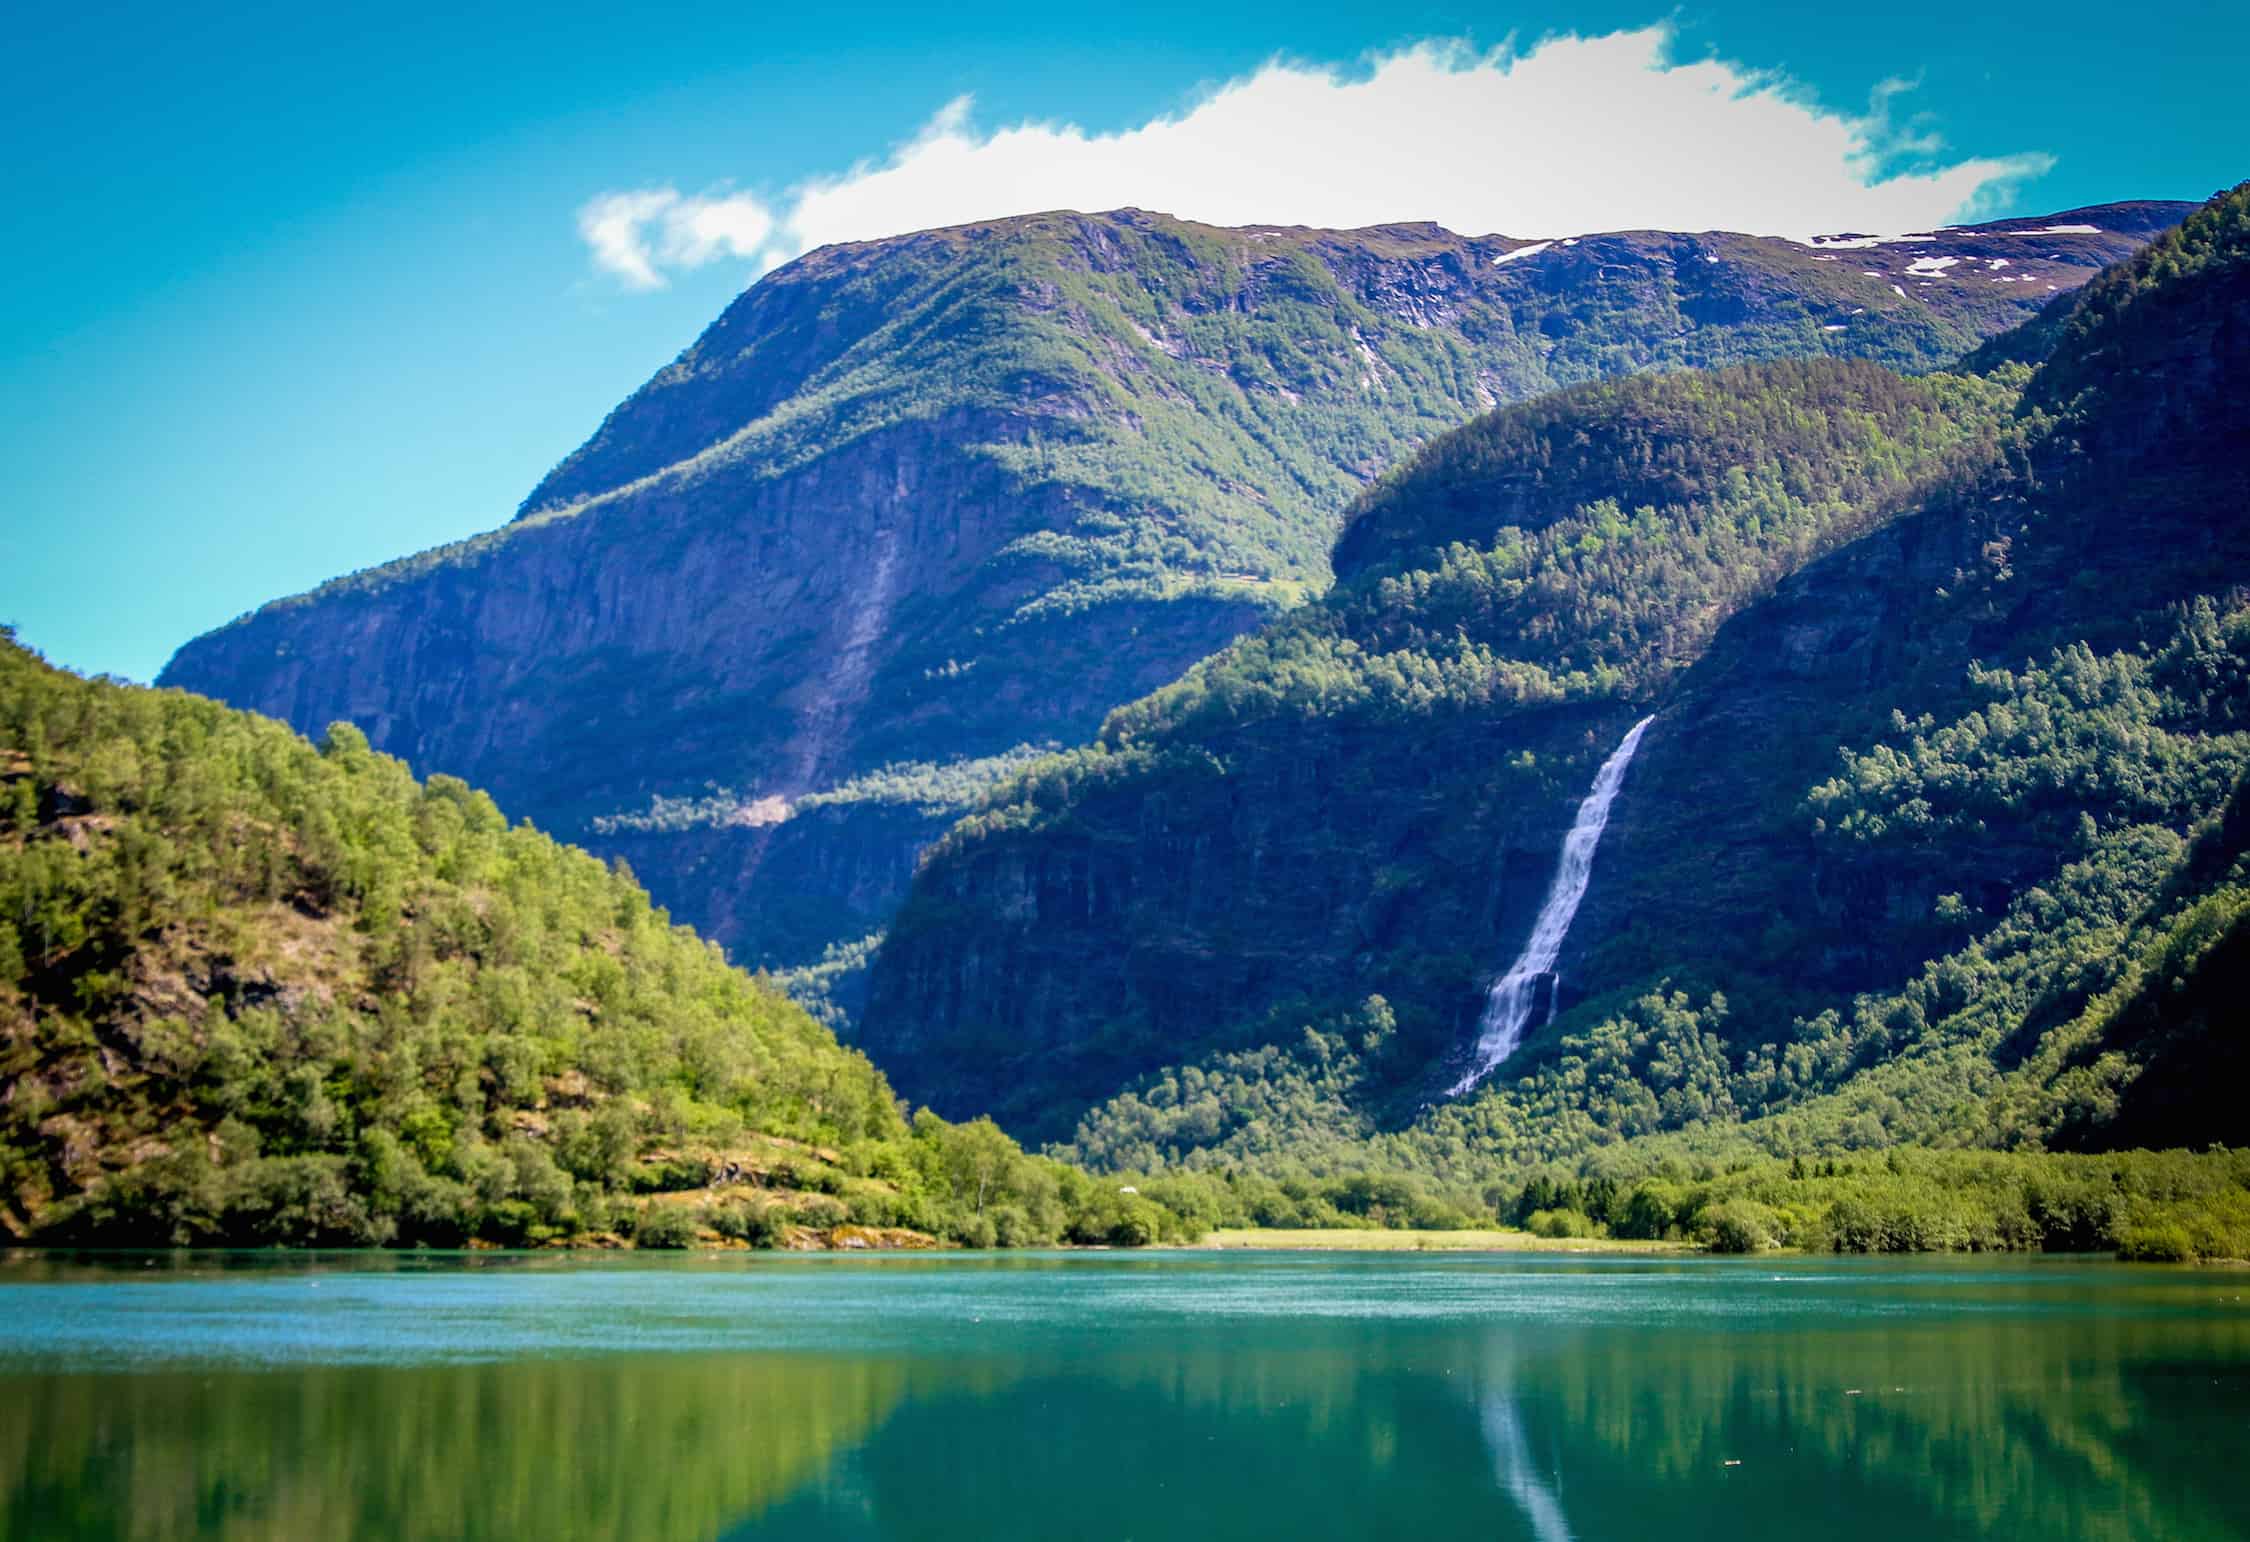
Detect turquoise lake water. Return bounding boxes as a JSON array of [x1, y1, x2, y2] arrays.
[[1, 1250, 2245, 1540]]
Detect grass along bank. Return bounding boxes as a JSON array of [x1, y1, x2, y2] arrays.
[[1194, 1227, 1692, 1253]]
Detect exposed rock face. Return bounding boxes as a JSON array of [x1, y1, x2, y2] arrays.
[[160, 203, 2186, 970], [868, 706, 1635, 1135]]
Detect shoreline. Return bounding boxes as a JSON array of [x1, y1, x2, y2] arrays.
[[1187, 1227, 1701, 1254]]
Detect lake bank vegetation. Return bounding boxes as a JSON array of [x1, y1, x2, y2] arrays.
[[0, 634, 1223, 1252], [4, 630, 2246, 1261]]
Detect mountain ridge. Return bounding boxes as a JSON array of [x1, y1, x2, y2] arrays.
[[158, 200, 2189, 981]]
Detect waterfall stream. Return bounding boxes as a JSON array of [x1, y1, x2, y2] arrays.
[[1449, 715, 1654, 1095]]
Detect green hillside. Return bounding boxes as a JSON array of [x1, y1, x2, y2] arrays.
[[18, 191, 2244, 1261], [0, 638, 1210, 1248], [865, 357, 2027, 1135], [862, 185, 2250, 1249]]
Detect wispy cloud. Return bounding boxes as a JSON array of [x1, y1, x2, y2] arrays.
[[578, 27, 2053, 289], [576, 188, 775, 291]]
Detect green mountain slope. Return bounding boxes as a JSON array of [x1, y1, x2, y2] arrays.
[[862, 186, 2250, 1179], [155, 204, 2186, 989], [863, 358, 2025, 1136], [0, 638, 1210, 1247]]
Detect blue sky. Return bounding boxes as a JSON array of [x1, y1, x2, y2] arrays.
[[3, 0, 2241, 683]]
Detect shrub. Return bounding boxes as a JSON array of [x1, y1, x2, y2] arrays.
[[793, 1194, 849, 1230], [481, 1199, 540, 1246], [1109, 1198, 1165, 1247], [2116, 1223, 2196, 1262], [1822, 1196, 1888, 1253], [707, 1196, 784, 1247], [990, 1203, 1040, 1248], [1613, 1182, 1681, 1240], [633, 1206, 698, 1249], [1705, 1199, 1780, 1254], [1526, 1208, 1597, 1239], [844, 1189, 907, 1228], [1407, 1196, 1478, 1230]]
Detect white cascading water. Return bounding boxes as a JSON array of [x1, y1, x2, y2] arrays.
[[1449, 715, 1655, 1095]]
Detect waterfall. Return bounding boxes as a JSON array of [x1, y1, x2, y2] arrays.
[[1449, 715, 1655, 1095]]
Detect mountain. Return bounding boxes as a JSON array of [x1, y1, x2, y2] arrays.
[[156, 202, 2189, 992], [858, 184, 2250, 1172], [0, 637, 1215, 1247]]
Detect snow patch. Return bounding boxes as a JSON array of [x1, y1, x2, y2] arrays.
[[1792, 232, 1938, 250], [1891, 284, 1909, 300], [1491, 240, 1553, 265], [1905, 256, 1960, 276]]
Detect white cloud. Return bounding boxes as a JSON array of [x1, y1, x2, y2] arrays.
[[578, 190, 677, 290], [576, 188, 777, 291], [578, 27, 2053, 289]]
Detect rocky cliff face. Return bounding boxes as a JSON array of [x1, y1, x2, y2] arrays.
[[859, 190, 2248, 1145], [159, 203, 2186, 973], [871, 705, 1638, 1134]]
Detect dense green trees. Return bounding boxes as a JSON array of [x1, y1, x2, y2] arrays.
[[0, 633, 1235, 1249], [906, 188, 2250, 1260], [1090, 360, 2018, 747], [1494, 1148, 2250, 1261]]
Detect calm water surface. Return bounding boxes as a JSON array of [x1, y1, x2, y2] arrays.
[[1, 1250, 2245, 1540]]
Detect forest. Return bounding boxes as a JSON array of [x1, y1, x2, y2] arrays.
[[867, 184, 2250, 1261], [0, 632, 1224, 1249], [15, 617, 2239, 1260]]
